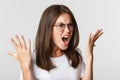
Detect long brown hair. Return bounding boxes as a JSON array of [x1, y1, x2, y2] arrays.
[[35, 4, 82, 71]]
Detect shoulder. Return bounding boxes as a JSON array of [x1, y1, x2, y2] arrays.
[[75, 48, 85, 67], [32, 62, 50, 79], [31, 53, 50, 79]]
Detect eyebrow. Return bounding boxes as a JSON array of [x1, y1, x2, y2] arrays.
[[55, 22, 73, 24]]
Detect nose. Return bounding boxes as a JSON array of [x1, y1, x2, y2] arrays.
[[64, 25, 70, 33]]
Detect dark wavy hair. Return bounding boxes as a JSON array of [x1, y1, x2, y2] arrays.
[[35, 4, 82, 71]]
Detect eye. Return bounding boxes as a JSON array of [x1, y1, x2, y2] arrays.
[[58, 23, 65, 28], [68, 23, 74, 27]]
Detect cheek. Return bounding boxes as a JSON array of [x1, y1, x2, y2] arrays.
[[71, 31, 73, 35], [53, 33, 61, 42], [70, 31, 74, 38], [52, 29, 62, 43]]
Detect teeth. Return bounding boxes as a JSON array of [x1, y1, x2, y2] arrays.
[[62, 36, 69, 42], [63, 36, 69, 38]]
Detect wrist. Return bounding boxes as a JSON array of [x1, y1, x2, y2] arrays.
[[21, 63, 32, 71], [86, 56, 93, 64]]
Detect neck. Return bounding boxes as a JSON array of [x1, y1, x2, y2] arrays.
[[51, 47, 64, 58]]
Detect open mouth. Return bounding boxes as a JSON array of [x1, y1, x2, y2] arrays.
[[62, 36, 69, 44]]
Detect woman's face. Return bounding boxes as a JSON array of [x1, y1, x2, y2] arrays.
[[52, 13, 74, 50]]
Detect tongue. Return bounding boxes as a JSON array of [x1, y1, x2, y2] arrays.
[[62, 38, 69, 45]]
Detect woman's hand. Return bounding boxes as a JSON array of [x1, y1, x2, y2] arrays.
[[9, 35, 32, 69], [81, 29, 103, 80], [86, 29, 103, 60]]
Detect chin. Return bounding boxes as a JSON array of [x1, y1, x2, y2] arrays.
[[60, 46, 68, 50]]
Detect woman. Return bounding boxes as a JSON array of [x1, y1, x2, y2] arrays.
[[9, 4, 103, 80]]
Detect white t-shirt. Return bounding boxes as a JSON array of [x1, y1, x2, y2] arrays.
[[20, 52, 85, 80]]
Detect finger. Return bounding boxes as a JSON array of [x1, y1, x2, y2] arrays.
[[95, 32, 103, 41], [10, 38, 18, 50], [93, 29, 102, 41], [94, 31, 103, 42], [27, 39, 31, 51], [88, 32, 96, 47], [89, 30, 99, 46], [21, 35, 26, 48], [15, 35, 22, 47], [90, 34, 96, 47], [88, 32, 92, 44]]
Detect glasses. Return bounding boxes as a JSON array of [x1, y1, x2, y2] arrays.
[[54, 23, 74, 32]]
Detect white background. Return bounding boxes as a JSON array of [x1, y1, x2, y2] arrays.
[[0, 0, 120, 80]]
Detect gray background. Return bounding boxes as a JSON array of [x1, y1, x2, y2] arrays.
[[0, 0, 120, 80]]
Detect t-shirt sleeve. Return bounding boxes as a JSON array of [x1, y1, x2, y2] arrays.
[[33, 61, 51, 80], [32, 53, 51, 80], [76, 48, 85, 78], [80, 61, 85, 78], [19, 69, 50, 80], [19, 70, 23, 80]]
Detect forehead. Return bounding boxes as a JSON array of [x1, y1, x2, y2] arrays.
[[55, 13, 72, 24]]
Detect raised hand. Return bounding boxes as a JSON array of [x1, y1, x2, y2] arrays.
[[86, 29, 103, 59], [9, 35, 32, 69], [81, 29, 103, 80]]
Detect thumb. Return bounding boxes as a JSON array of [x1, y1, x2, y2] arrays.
[[8, 51, 17, 59]]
